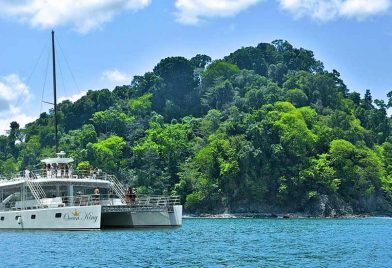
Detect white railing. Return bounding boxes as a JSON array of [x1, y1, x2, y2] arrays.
[[107, 175, 126, 204], [0, 169, 116, 186], [30, 169, 110, 180], [2, 169, 130, 186], [0, 194, 181, 212], [25, 173, 46, 206], [134, 195, 181, 207]]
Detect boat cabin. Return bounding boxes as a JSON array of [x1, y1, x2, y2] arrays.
[[0, 152, 123, 212]]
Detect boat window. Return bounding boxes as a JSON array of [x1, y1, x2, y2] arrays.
[[55, 213, 62, 218], [31, 215, 36, 219], [0, 216, 4, 221]]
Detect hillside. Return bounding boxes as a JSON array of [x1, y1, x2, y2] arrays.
[[1, 40, 392, 216]]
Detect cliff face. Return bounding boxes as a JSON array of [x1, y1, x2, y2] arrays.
[[306, 193, 392, 217], [304, 195, 353, 217], [188, 193, 392, 217]]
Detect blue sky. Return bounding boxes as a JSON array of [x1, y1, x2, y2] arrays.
[[0, 0, 391, 134]]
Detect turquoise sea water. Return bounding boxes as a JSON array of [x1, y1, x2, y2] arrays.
[[1, 217, 391, 267]]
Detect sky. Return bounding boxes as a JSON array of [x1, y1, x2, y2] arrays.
[[0, 0, 391, 134]]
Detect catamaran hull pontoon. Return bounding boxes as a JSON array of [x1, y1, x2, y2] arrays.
[[101, 205, 182, 228]]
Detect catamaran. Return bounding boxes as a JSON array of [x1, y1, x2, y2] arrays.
[[0, 31, 182, 230], [0, 152, 182, 229]]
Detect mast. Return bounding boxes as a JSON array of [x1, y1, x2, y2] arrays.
[[51, 30, 58, 153]]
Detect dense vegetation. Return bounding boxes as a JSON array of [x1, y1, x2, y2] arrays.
[[1, 40, 392, 215]]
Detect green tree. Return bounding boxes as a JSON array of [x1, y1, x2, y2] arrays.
[[153, 56, 199, 119], [133, 119, 192, 192], [91, 109, 134, 137], [7, 121, 20, 158], [86, 135, 126, 172]]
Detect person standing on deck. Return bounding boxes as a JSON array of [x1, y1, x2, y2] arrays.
[[43, 164, 48, 177], [48, 164, 53, 178], [65, 164, 69, 178], [69, 164, 73, 178], [93, 187, 100, 205], [130, 187, 136, 203], [53, 163, 58, 178], [60, 163, 64, 177], [90, 166, 96, 179], [125, 187, 132, 205], [108, 188, 114, 205]]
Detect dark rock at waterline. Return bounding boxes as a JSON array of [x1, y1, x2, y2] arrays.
[[304, 194, 353, 217], [185, 193, 392, 218], [304, 193, 392, 217]]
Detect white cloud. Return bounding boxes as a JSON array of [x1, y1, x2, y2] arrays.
[[174, 0, 262, 24], [0, 74, 34, 134], [278, 0, 390, 21], [102, 69, 130, 85], [0, 0, 151, 33], [0, 73, 30, 103], [0, 105, 36, 135], [58, 90, 87, 103], [340, 0, 390, 17]]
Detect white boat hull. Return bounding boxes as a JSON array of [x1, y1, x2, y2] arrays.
[[101, 205, 182, 228], [0, 205, 101, 230]]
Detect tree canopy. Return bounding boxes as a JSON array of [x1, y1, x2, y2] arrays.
[[1, 40, 391, 215]]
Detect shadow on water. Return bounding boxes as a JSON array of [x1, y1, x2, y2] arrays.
[[101, 226, 181, 232]]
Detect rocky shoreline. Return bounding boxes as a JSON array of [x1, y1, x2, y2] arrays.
[[184, 193, 392, 219], [184, 212, 389, 219]]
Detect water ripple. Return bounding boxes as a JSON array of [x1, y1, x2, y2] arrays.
[[0, 217, 391, 267]]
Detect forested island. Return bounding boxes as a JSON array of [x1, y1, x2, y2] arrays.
[[1, 40, 392, 217]]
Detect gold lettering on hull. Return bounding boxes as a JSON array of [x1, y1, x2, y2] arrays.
[[63, 209, 98, 223]]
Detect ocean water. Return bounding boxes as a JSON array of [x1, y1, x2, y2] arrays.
[[1, 217, 391, 267]]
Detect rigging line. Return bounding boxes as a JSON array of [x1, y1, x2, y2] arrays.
[[26, 37, 50, 85], [39, 49, 50, 115], [57, 49, 67, 106], [14, 37, 50, 110], [56, 36, 81, 95]]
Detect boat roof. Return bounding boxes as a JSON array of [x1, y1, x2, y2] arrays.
[[0, 177, 112, 189], [41, 151, 74, 164], [0, 151, 116, 189]]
